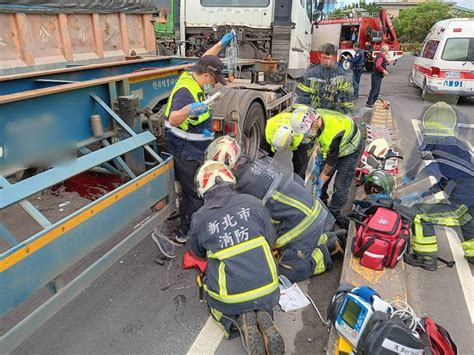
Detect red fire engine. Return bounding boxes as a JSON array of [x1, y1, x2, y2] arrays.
[[311, 9, 403, 71]]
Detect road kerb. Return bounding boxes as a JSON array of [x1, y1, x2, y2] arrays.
[[326, 101, 408, 355]]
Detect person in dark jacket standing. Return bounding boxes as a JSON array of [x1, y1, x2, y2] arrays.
[[296, 43, 354, 114], [164, 32, 235, 244], [346, 43, 364, 100], [189, 161, 284, 355], [366, 44, 390, 107]]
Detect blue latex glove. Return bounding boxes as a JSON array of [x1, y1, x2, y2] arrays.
[[315, 178, 324, 198], [220, 31, 236, 47], [316, 154, 324, 171], [202, 128, 214, 138], [189, 102, 208, 117]]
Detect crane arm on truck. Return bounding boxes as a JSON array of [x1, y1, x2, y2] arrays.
[[379, 9, 399, 45]]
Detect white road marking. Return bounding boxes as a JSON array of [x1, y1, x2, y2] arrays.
[[458, 123, 474, 128], [187, 316, 223, 355], [445, 228, 474, 324], [411, 119, 474, 324]]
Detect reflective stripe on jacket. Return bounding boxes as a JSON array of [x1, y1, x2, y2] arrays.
[[295, 64, 354, 114], [316, 109, 361, 159], [189, 186, 279, 315], [235, 157, 328, 249], [164, 71, 211, 131]]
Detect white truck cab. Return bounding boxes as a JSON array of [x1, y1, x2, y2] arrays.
[[180, 0, 314, 80], [411, 18, 474, 102]]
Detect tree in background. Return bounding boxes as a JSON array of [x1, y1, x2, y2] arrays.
[[328, 1, 382, 19], [394, 1, 456, 43]]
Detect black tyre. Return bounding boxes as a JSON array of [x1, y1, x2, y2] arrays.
[[421, 81, 428, 101], [408, 71, 417, 87], [241, 102, 265, 159]]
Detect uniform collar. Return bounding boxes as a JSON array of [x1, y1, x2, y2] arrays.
[[203, 185, 235, 208]]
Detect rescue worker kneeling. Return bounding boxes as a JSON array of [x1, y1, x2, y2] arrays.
[[189, 161, 285, 355], [204, 136, 345, 283]]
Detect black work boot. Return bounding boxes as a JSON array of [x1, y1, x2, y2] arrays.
[[404, 253, 438, 271], [238, 311, 265, 355], [465, 256, 474, 265], [256, 311, 285, 355]]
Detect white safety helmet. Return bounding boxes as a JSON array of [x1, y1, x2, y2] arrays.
[[204, 135, 242, 169], [195, 161, 236, 197], [290, 106, 319, 135], [366, 138, 390, 159], [271, 125, 294, 151]]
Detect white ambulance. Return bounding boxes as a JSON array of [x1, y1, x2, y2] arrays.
[[410, 18, 474, 103]]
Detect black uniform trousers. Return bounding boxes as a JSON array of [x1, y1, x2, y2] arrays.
[[174, 154, 203, 235], [367, 72, 383, 105]]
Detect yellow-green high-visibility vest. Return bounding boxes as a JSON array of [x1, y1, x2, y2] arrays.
[[316, 109, 361, 159], [164, 71, 211, 131]]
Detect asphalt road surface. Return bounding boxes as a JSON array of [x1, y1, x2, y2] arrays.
[[11, 55, 474, 354]]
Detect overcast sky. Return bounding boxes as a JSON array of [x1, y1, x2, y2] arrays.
[[453, 0, 474, 9]]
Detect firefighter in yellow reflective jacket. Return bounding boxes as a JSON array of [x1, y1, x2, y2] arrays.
[[189, 161, 284, 354], [311, 109, 362, 228], [204, 136, 346, 283]]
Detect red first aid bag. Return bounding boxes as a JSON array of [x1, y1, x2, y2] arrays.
[[423, 317, 457, 355], [352, 207, 410, 270]]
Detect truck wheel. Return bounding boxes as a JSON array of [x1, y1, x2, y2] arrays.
[[365, 61, 374, 72], [241, 102, 265, 159]]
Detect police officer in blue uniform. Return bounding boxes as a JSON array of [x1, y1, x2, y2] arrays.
[[346, 43, 365, 100], [163, 32, 235, 243]]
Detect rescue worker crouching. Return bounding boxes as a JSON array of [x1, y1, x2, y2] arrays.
[[204, 136, 346, 283], [401, 103, 474, 269], [265, 106, 318, 178], [266, 106, 362, 229], [164, 32, 235, 243], [189, 161, 285, 355], [306, 109, 362, 229]]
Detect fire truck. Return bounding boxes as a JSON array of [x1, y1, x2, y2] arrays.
[[311, 9, 403, 71]]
